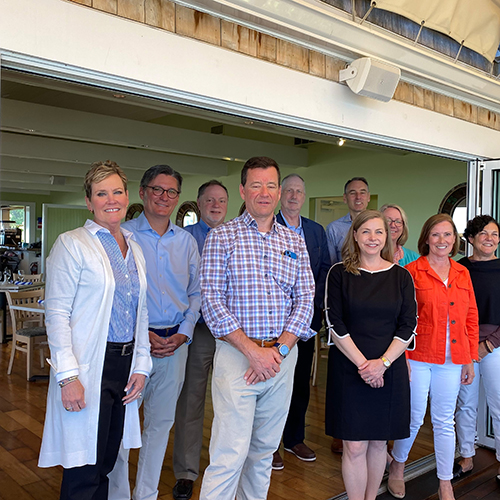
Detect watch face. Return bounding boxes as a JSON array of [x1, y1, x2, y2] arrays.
[[279, 344, 289, 357]]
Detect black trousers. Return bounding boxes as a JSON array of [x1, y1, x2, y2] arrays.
[[60, 343, 133, 500], [282, 336, 315, 448]]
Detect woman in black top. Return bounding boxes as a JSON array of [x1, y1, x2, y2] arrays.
[[455, 215, 500, 482], [325, 210, 417, 500]]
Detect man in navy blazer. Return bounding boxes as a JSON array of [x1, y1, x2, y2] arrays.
[[273, 174, 331, 469]]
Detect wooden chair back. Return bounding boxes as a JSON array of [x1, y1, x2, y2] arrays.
[[5, 289, 47, 380], [13, 273, 43, 283], [6, 289, 45, 330]]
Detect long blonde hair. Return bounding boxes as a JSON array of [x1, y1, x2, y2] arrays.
[[341, 210, 393, 275]]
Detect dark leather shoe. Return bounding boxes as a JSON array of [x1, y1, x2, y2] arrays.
[[331, 437, 343, 454], [272, 450, 284, 470], [173, 479, 194, 500], [285, 442, 316, 461], [452, 461, 473, 479]]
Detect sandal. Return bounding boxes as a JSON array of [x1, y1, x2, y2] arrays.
[[387, 477, 405, 499]]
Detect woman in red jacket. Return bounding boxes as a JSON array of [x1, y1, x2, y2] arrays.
[[388, 214, 479, 500]]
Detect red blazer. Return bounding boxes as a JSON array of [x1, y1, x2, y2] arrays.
[[405, 256, 479, 365]]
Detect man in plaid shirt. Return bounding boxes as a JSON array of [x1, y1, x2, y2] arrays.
[[199, 156, 315, 500]]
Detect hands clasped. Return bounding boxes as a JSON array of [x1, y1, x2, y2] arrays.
[[149, 331, 187, 358], [358, 358, 386, 389], [244, 346, 282, 385]]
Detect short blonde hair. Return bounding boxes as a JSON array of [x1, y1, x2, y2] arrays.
[[380, 203, 410, 246], [417, 213, 460, 257], [84, 160, 128, 199], [342, 210, 393, 275]]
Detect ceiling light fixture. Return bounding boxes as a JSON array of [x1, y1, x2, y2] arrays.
[[113, 93, 126, 99], [337, 138, 345, 146]]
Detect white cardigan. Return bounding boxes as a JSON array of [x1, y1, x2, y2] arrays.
[[38, 221, 152, 468]]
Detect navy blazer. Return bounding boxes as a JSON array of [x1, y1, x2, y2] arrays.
[[277, 212, 330, 333]]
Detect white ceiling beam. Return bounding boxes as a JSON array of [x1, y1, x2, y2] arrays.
[[0, 170, 83, 189], [1, 99, 309, 167], [1, 132, 230, 177], [0, 181, 51, 195], [0, 157, 148, 182]]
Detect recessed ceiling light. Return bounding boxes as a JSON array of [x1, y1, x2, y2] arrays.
[[337, 138, 346, 146], [113, 94, 126, 99], [244, 120, 254, 125]]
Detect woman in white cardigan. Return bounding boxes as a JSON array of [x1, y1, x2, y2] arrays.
[[39, 161, 152, 500]]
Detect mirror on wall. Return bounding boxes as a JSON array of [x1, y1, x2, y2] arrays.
[[126, 203, 144, 221], [439, 183, 467, 255], [176, 201, 200, 228]]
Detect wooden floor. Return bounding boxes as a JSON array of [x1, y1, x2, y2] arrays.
[[378, 448, 500, 500], [0, 320, 489, 500]]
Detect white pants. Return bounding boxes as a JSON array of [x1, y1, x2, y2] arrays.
[[108, 344, 188, 500], [199, 340, 298, 500], [392, 359, 462, 480], [456, 347, 500, 462]]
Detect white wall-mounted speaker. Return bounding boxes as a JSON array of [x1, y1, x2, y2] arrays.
[[339, 57, 401, 102]]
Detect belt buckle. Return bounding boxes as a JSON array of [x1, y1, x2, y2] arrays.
[[121, 343, 131, 356]]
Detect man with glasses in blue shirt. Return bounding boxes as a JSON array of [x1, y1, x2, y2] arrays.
[[109, 165, 201, 500]]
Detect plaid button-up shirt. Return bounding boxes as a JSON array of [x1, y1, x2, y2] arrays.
[[200, 211, 315, 340]]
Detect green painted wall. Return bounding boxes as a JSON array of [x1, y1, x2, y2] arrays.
[[179, 143, 467, 253], [1, 143, 466, 253]]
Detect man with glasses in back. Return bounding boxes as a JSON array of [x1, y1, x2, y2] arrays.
[[109, 165, 201, 500]]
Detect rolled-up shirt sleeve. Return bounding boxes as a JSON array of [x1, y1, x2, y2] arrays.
[[177, 240, 201, 342], [201, 230, 242, 338], [394, 269, 417, 347]]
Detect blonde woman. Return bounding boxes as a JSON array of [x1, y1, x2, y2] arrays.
[[380, 204, 419, 266], [39, 161, 152, 500]]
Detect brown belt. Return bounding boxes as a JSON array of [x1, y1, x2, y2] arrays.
[[220, 337, 278, 347], [249, 338, 278, 348]]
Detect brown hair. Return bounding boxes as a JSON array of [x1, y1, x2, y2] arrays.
[[342, 210, 393, 275], [241, 156, 280, 186], [417, 213, 460, 257], [380, 203, 410, 246], [84, 160, 128, 199]]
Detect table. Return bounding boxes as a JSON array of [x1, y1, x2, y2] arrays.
[[0, 282, 45, 343]]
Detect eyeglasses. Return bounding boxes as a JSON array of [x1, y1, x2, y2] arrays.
[[386, 218, 403, 227], [146, 185, 181, 199]]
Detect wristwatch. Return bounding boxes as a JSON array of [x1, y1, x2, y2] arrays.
[[381, 356, 392, 368], [274, 342, 289, 358]]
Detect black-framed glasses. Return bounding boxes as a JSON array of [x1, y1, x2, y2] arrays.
[[386, 218, 403, 227], [146, 185, 181, 199]]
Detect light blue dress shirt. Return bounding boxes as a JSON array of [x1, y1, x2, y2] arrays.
[[326, 213, 352, 264], [184, 219, 211, 255], [122, 213, 201, 342], [279, 210, 304, 238], [96, 229, 140, 343]]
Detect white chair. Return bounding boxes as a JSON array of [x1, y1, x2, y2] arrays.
[[5, 289, 47, 380]]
